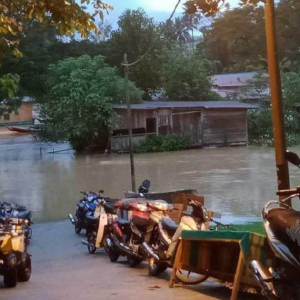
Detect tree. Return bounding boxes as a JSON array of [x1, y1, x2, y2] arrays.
[[161, 47, 218, 101], [100, 9, 163, 98], [0, 0, 112, 56], [39, 55, 143, 152], [0, 20, 108, 99], [201, 6, 266, 72]]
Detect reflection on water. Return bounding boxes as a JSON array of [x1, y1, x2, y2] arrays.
[[1, 134, 300, 223]]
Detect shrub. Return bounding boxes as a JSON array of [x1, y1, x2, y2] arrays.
[[135, 135, 190, 153]]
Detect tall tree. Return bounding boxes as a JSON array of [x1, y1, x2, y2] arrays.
[[100, 8, 163, 98]]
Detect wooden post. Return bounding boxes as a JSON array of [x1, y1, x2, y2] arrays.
[[264, 0, 290, 203], [230, 249, 245, 300], [124, 54, 136, 192]]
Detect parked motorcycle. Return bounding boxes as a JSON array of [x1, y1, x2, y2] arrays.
[[250, 151, 300, 300], [0, 202, 32, 247], [144, 199, 211, 284], [0, 216, 31, 288], [81, 199, 117, 254], [69, 190, 104, 234], [106, 200, 157, 267]]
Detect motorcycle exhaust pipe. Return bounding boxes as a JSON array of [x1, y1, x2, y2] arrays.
[[69, 214, 75, 225], [249, 260, 279, 299], [112, 235, 140, 258], [81, 240, 94, 247], [141, 242, 159, 261]]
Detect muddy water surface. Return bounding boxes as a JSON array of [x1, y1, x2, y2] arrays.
[[1, 134, 300, 223]]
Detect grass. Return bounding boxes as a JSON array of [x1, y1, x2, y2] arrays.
[[210, 222, 266, 235], [231, 222, 266, 235]]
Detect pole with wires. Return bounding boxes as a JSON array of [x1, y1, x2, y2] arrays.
[[124, 53, 136, 192]]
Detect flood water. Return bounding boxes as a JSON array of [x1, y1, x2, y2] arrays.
[[1, 134, 300, 223]]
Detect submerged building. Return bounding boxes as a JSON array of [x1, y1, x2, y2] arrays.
[[111, 101, 257, 152]]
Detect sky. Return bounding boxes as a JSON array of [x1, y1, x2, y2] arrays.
[[102, 0, 240, 28], [102, 0, 184, 27]]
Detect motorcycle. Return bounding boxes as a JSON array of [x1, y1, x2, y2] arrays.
[[0, 216, 31, 288], [106, 200, 158, 267], [250, 151, 300, 300], [0, 202, 32, 247], [69, 190, 104, 234], [81, 199, 117, 254], [144, 199, 211, 284]]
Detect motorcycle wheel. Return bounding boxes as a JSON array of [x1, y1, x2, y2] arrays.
[[175, 269, 208, 285], [127, 255, 142, 268], [108, 249, 120, 262], [18, 253, 31, 282], [148, 257, 168, 276], [75, 223, 82, 234], [87, 232, 96, 254], [4, 267, 18, 288]]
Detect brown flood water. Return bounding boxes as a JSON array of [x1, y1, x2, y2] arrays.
[[1, 134, 300, 223]]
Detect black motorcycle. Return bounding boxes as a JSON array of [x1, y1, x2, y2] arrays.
[[69, 191, 103, 234], [250, 151, 300, 300]]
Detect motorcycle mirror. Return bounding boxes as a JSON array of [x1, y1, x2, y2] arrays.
[[286, 150, 300, 168]]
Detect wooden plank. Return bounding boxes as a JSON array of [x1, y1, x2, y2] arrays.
[[230, 249, 245, 300]]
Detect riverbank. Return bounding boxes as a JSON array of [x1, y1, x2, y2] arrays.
[[0, 220, 263, 300]]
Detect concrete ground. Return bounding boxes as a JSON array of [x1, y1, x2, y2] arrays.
[[0, 221, 264, 300]]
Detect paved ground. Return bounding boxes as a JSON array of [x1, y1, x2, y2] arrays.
[[0, 221, 264, 300]]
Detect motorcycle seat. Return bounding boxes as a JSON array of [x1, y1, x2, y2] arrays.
[[16, 211, 31, 220], [267, 207, 300, 268], [161, 218, 178, 232], [117, 218, 130, 226], [85, 215, 99, 224]]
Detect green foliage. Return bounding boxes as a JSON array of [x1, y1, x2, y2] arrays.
[[100, 8, 167, 98], [282, 72, 300, 109], [161, 47, 219, 101], [248, 109, 300, 147], [0, 20, 108, 99], [201, 6, 266, 72], [0, 73, 21, 117], [39, 55, 143, 152], [135, 135, 190, 153]]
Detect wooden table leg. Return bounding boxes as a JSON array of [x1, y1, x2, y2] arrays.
[[230, 250, 245, 300], [169, 239, 183, 288]]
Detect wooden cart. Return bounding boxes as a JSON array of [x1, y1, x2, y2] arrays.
[[170, 230, 275, 300]]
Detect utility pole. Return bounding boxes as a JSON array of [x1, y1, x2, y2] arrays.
[[264, 0, 290, 203], [124, 53, 136, 192]]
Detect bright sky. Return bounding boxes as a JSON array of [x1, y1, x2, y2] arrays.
[[102, 0, 240, 27]]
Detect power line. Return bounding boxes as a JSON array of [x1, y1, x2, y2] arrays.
[[122, 0, 182, 68]]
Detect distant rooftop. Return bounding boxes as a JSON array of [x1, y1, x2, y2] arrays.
[[211, 72, 268, 88], [113, 101, 257, 110]]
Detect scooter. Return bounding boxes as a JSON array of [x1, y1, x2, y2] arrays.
[[144, 199, 211, 284], [69, 190, 104, 234], [0, 216, 31, 288], [250, 151, 300, 300], [81, 199, 117, 254]]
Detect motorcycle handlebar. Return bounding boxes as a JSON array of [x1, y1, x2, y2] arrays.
[[277, 187, 300, 197]]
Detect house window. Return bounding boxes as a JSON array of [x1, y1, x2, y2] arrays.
[[4, 114, 10, 120], [146, 118, 156, 133]]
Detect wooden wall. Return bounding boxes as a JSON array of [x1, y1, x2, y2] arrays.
[[113, 108, 172, 132], [172, 111, 201, 145], [112, 107, 249, 151], [201, 109, 247, 146]]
